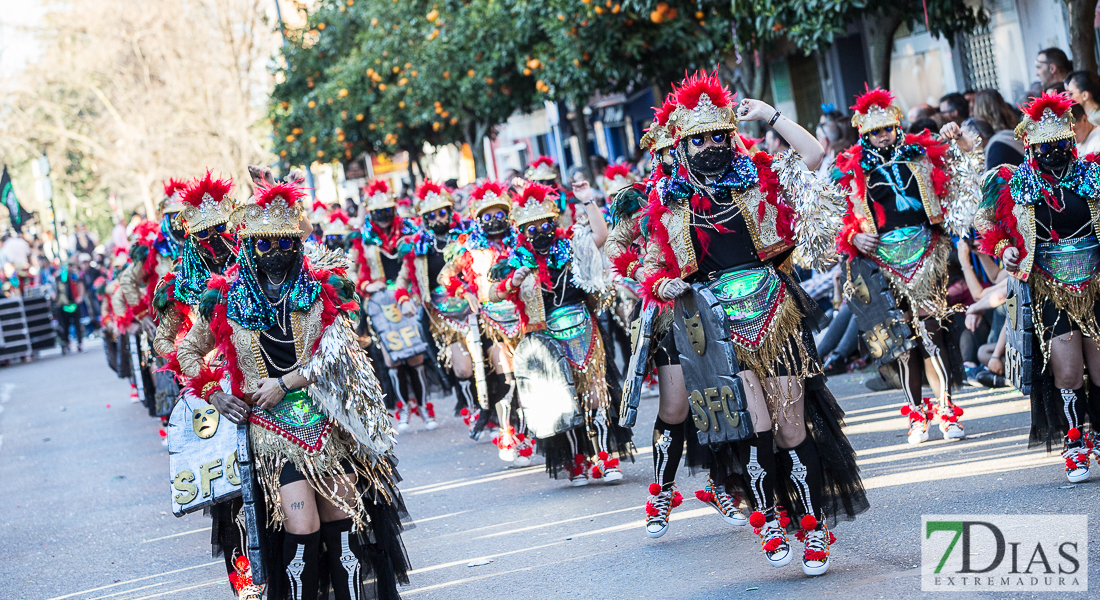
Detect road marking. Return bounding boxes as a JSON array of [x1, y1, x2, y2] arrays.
[[406, 510, 469, 525], [45, 562, 221, 600], [408, 539, 569, 576], [474, 505, 642, 539], [85, 581, 171, 600], [863, 451, 1060, 490], [126, 579, 221, 600], [140, 527, 211, 543]]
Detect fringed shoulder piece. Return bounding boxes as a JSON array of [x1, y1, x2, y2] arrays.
[[772, 151, 846, 269]]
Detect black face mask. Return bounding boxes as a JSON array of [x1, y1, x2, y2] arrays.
[[371, 211, 394, 229], [325, 237, 348, 251], [686, 146, 732, 178], [170, 227, 186, 242], [429, 221, 451, 236], [255, 250, 298, 279], [1036, 147, 1073, 171], [198, 236, 233, 270], [483, 218, 510, 237], [530, 230, 556, 253]]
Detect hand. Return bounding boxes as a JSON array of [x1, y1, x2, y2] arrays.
[[572, 180, 594, 204], [126, 322, 140, 334], [400, 300, 417, 317], [939, 122, 962, 140], [253, 377, 286, 409], [140, 316, 157, 337], [853, 233, 879, 255], [464, 292, 480, 314], [965, 312, 982, 333], [247, 165, 274, 184], [511, 266, 532, 288], [737, 99, 777, 123], [1002, 247, 1020, 270], [209, 391, 251, 424], [657, 278, 690, 301], [956, 238, 972, 266], [365, 281, 385, 293], [987, 356, 1004, 376]]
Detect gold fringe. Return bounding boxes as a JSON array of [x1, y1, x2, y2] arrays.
[[250, 425, 401, 531], [1030, 272, 1100, 366], [732, 293, 817, 431], [879, 234, 958, 323], [427, 312, 465, 370], [571, 324, 610, 411], [481, 317, 522, 351]]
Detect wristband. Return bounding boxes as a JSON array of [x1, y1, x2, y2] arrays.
[[277, 377, 290, 393], [769, 110, 782, 126], [200, 381, 220, 402], [993, 239, 1010, 259]]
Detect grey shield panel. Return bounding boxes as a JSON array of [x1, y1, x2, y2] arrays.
[[153, 357, 180, 418], [845, 257, 915, 368], [1004, 277, 1034, 396], [513, 333, 583, 439], [672, 285, 754, 445], [620, 303, 657, 428], [167, 392, 242, 516], [366, 289, 430, 361]]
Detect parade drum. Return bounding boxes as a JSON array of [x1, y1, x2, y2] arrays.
[[167, 389, 243, 516], [366, 289, 429, 361], [845, 257, 915, 368], [1003, 276, 1034, 395], [672, 284, 754, 445], [620, 303, 657, 428], [513, 332, 583, 439]]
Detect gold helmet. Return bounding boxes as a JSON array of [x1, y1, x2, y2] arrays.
[[1015, 92, 1076, 146], [669, 70, 738, 140], [234, 179, 307, 238], [511, 183, 559, 227], [414, 180, 453, 215], [850, 87, 904, 135], [362, 179, 397, 211], [179, 172, 236, 235], [468, 180, 511, 217], [524, 156, 558, 183]]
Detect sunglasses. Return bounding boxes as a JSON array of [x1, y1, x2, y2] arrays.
[[480, 211, 507, 222], [423, 208, 450, 220], [193, 223, 228, 240], [1037, 139, 1073, 153], [525, 221, 554, 237], [325, 234, 344, 242], [255, 237, 296, 254], [372, 208, 394, 217], [689, 132, 728, 147]]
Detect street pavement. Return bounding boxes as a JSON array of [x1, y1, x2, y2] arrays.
[[2, 339, 1099, 599]]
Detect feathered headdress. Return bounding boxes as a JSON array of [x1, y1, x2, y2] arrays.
[[524, 156, 558, 182], [362, 179, 396, 211], [850, 87, 903, 135], [511, 182, 559, 226], [670, 70, 737, 140], [1015, 92, 1076, 146], [160, 178, 189, 215], [414, 180, 453, 215], [640, 93, 677, 152], [322, 209, 352, 236], [130, 221, 161, 247], [234, 178, 307, 238], [603, 164, 635, 196], [180, 172, 236, 235], [469, 180, 511, 217]]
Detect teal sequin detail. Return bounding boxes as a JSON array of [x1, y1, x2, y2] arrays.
[[173, 239, 212, 306], [1036, 236, 1100, 286], [507, 239, 571, 272], [227, 238, 318, 330], [1010, 158, 1100, 206]]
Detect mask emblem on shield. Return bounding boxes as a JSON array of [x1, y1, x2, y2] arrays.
[[192, 406, 220, 439], [685, 312, 706, 355], [851, 275, 871, 305], [381, 302, 402, 323]]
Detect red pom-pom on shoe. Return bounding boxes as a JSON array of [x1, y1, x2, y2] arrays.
[[748, 511, 767, 528], [1069, 427, 1082, 441], [460, 408, 469, 416], [606, 458, 619, 468], [518, 446, 533, 457], [805, 549, 828, 561], [591, 465, 603, 479], [828, 532, 837, 544], [573, 453, 586, 465], [597, 451, 609, 461], [671, 491, 684, 507], [516, 433, 526, 442], [649, 482, 663, 495], [695, 490, 715, 502], [800, 514, 818, 531], [779, 515, 791, 528], [645, 501, 659, 517], [158, 429, 167, 438], [900, 405, 911, 416], [763, 538, 783, 552], [953, 405, 964, 417]]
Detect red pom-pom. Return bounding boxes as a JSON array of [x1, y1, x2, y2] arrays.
[[460, 408, 469, 417], [234, 556, 249, 571], [573, 453, 586, 465], [606, 458, 619, 468], [900, 405, 911, 416], [800, 514, 818, 531], [649, 483, 663, 496], [671, 491, 684, 508], [779, 515, 791, 528], [953, 406, 964, 417], [1068, 427, 1082, 441], [158, 429, 167, 438], [748, 511, 767, 528], [591, 465, 603, 479], [828, 532, 837, 544], [518, 446, 533, 457], [695, 490, 715, 502], [763, 538, 783, 552], [805, 549, 828, 561], [516, 433, 526, 442], [645, 501, 659, 517], [597, 451, 609, 461]]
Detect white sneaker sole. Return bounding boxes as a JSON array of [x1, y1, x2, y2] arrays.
[[424, 421, 438, 430], [499, 449, 518, 462], [766, 547, 793, 568], [646, 522, 669, 538], [513, 455, 531, 468], [396, 423, 409, 432], [723, 513, 748, 527], [941, 425, 965, 440], [908, 430, 929, 445], [602, 471, 624, 483], [803, 560, 830, 576], [570, 478, 589, 487], [1066, 468, 1090, 483]]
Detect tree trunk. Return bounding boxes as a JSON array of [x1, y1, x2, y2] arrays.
[[862, 13, 903, 89], [568, 103, 594, 182], [1065, 0, 1099, 76], [464, 119, 490, 179], [405, 149, 417, 191]]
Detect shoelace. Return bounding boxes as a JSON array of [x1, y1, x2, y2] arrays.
[[1064, 446, 1088, 470], [648, 493, 673, 523], [803, 529, 828, 559], [714, 490, 739, 516], [760, 524, 787, 552]]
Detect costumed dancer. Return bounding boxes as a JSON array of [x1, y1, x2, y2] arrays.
[[835, 88, 972, 445], [446, 182, 529, 455], [321, 209, 354, 253], [176, 177, 410, 599], [639, 71, 867, 575], [979, 92, 1100, 483], [353, 179, 435, 431], [525, 156, 575, 227], [490, 181, 634, 485], [601, 163, 642, 364]]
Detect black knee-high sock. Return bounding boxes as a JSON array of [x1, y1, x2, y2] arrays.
[[776, 437, 825, 522], [897, 351, 924, 409], [588, 408, 611, 457], [922, 319, 952, 405], [455, 376, 476, 415], [320, 519, 360, 600], [403, 364, 424, 404], [1086, 383, 1100, 432], [739, 431, 779, 514], [283, 530, 320, 600], [652, 417, 685, 489], [1061, 386, 1087, 435]]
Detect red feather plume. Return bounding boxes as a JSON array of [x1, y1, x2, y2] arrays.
[[364, 179, 390, 197], [851, 86, 896, 115], [1021, 92, 1074, 121], [328, 210, 350, 225], [416, 180, 444, 199], [604, 164, 631, 180], [182, 171, 232, 208], [471, 180, 507, 201], [673, 69, 732, 110], [254, 178, 307, 208], [654, 93, 676, 126], [516, 182, 553, 207], [529, 156, 556, 169], [163, 178, 189, 199]]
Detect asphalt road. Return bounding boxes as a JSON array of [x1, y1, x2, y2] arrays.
[[2, 339, 1099, 599]]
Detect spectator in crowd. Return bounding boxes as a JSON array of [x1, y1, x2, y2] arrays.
[[54, 255, 85, 353], [1072, 103, 1100, 156], [970, 89, 1025, 169], [1065, 70, 1100, 127], [111, 216, 129, 251], [764, 128, 790, 156], [939, 92, 970, 125], [35, 255, 56, 289], [908, 117, 939, 135], [907, 103, 936, 127], [961, 118, 994, 149], [69, 224, 98, 255], [1035, 47, 1072, 90], [963, 89, 976, 114], [78, 252, 103, 333], [815, 111, 856, 178]]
